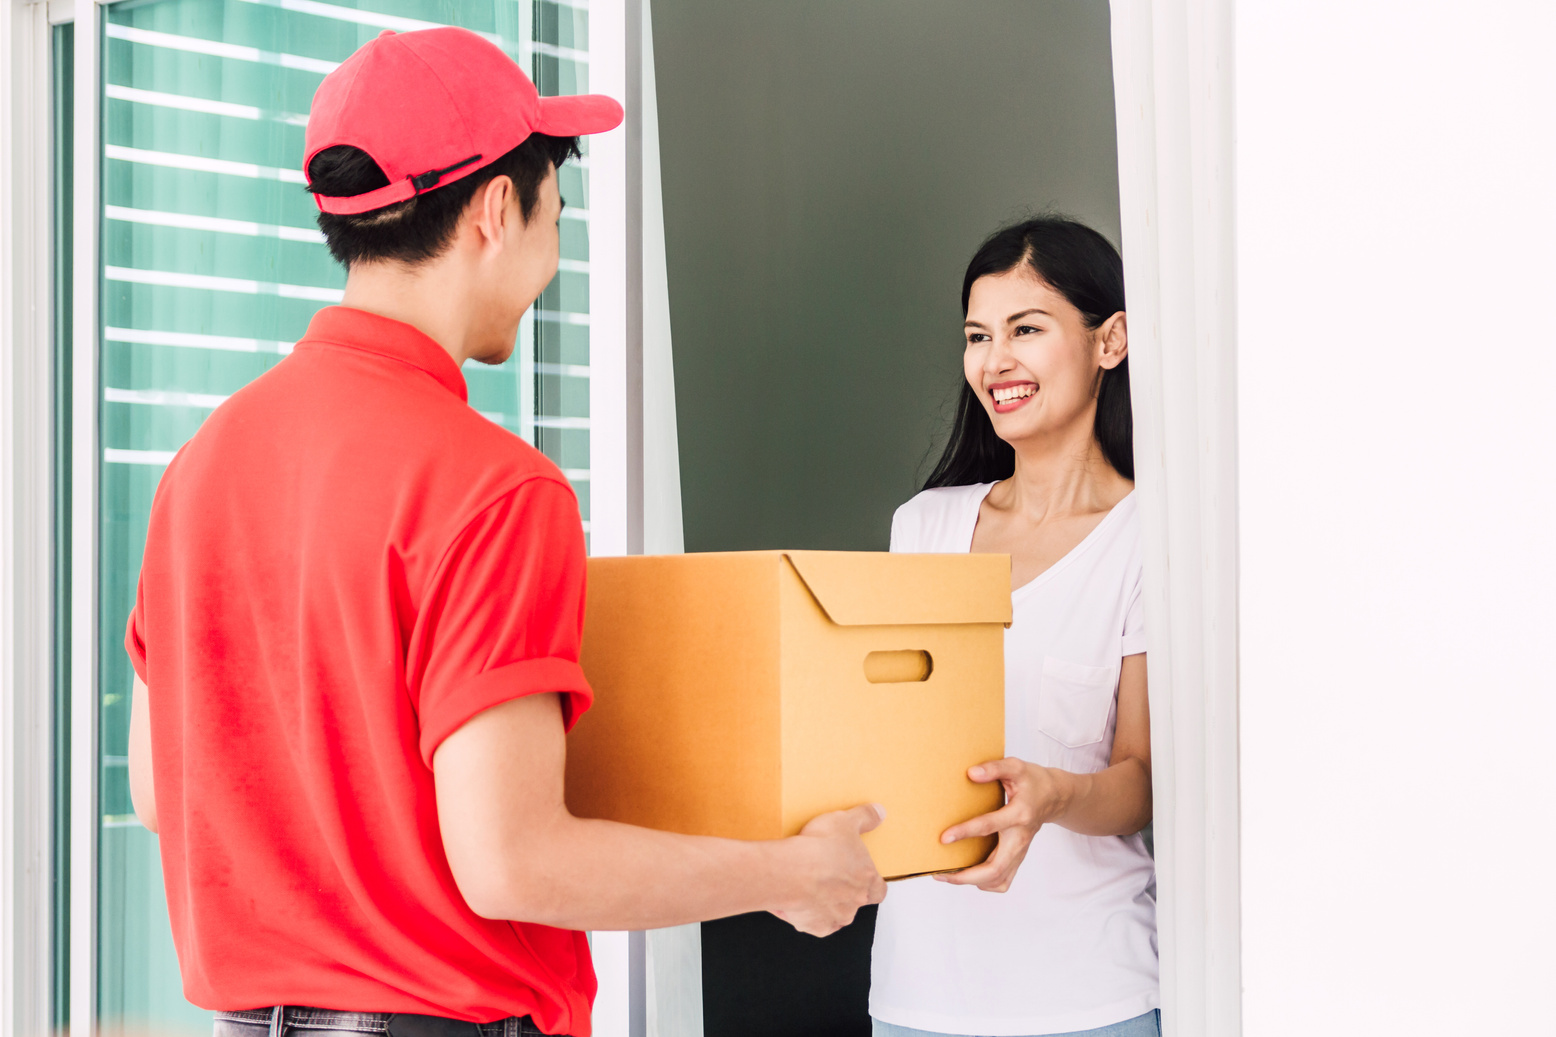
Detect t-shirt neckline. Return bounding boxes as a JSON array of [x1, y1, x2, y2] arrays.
[[964, 481, 1136, 598]]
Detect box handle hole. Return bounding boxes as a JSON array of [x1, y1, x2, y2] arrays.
[[863, 650, 933, 683]]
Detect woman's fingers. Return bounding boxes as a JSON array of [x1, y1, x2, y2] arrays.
[[968, 757, 1026, 784], [935, 832, 1032, 891], [936, 860, 1003, 887], [978, 838, 1034, 893], [940, 801, 1028, 844]]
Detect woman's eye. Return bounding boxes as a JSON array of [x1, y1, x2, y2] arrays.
[[1015, 325, 1041, 336], [966, 333, 989, 344]]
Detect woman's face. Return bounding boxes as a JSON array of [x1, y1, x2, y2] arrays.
[[962, 267, 1126, 449]]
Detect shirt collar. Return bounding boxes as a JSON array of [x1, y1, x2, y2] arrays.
[[297, 306, 468, 403]]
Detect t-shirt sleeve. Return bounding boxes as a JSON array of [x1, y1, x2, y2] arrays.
[[1121, 562, 1147, 657], [889, 497, 920, 553], [409, 477, 594, 768], [125, 576, 149, 684]]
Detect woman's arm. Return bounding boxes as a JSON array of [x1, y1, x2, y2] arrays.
[[936, 652, 1151, 892]]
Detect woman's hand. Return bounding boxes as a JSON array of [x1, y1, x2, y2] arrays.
[[938, 656, 1154, 893], [935, 757, 1076, 893]]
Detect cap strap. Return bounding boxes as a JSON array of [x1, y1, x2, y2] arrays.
[[314, 178, 417, 215], [313, 153, 483, 216], [411, 153, 482, 191]]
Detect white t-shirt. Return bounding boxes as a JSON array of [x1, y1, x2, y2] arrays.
[[869, 482, 1159, 1036]]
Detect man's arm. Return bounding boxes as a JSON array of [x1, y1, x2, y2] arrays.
[[434, 692, 886, 936], [129, 675, 159, 834]]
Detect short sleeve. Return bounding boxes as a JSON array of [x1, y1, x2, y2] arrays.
[[125, 577, 149, 684], [408, 477, 594, 768], [1121, 563, 1147, 657], [888, 501, 916, 553]]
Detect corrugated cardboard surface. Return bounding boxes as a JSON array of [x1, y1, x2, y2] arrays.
[[777, 556, 1004, 876], [783, 550, 1013, 627], [568, 553, 783, 840], [567, 551, 1009, 879]]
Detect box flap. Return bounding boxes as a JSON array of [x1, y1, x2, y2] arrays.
[[783, 550, 1012, 627]]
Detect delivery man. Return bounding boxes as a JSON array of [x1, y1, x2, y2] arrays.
[[123, 27, 885, 1037]]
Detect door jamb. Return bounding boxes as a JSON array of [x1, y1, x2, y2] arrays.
[[1109, 2, 1242, 1034]]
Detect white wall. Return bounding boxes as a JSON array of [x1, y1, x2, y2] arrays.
[[1236, 3, 1556, 1032]]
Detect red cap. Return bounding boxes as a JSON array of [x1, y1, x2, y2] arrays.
[[305, 27, 623, 215]]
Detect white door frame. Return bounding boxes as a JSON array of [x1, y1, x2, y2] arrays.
[[589, 2, 699, 1035], [597, 2, 1246, 1033], [1110, 2, 1242, 1035]]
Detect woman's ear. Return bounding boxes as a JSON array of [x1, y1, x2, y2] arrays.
[[1096, 311, 1128, 370]]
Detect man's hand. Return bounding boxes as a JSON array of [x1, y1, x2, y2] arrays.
[[770, 804, 888, 936]]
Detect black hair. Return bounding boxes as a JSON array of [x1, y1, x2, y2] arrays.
[[923, 215, 1133, 489], [307, 132, 581, 266]]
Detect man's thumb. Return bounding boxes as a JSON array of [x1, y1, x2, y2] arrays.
[[848, 802, 886, 834]]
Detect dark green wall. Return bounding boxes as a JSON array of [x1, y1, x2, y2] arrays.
[[656, 0, 1122, 555]]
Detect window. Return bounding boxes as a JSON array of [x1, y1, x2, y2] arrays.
[[90, 3, 594, 1032]]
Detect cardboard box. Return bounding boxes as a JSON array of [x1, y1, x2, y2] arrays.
[[565, 550, 1010, 879]]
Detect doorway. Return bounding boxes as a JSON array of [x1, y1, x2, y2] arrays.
[[653, 2, 1121, 1033]]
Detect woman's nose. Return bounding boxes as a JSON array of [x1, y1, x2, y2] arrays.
[[984, 335, 1017, 374]]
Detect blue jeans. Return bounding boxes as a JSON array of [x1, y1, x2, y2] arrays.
[[872, 1008, 1161, 1037], [214, 1008, 556, 1037]]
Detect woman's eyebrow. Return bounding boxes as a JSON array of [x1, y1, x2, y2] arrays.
[[1006, 308, 1051, 323]]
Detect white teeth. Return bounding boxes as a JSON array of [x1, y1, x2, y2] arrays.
[[992, 384, 1036, 403]]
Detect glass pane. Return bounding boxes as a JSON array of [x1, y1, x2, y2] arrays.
[[531, 0, 592, 541], [94, 3, 594, 1034]]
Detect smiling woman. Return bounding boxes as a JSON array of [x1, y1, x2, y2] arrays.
[[868, 216, 1157, 1037]]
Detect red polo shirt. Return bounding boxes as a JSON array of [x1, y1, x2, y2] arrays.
[[125, 307, 596, 1035]]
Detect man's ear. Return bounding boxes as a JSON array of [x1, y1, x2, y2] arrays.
[[468, 174, 515, 252], [1096, 311, 1129, 370]]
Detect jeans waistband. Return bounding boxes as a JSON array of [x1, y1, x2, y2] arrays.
[[214, 1007, 539, 1037]]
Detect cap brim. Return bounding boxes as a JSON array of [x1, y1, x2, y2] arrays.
[[534, 93, 625, 137]]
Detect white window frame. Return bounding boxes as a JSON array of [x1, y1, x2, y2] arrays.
[[69, 5, 102, 1037], [589, 0, 635, 560], [2, 2, 62, 1037]]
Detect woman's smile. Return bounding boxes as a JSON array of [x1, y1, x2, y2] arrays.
[[989, 380, 1038, 412]]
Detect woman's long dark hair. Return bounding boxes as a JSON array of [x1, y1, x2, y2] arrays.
[[923, 216, 1132, 488]]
